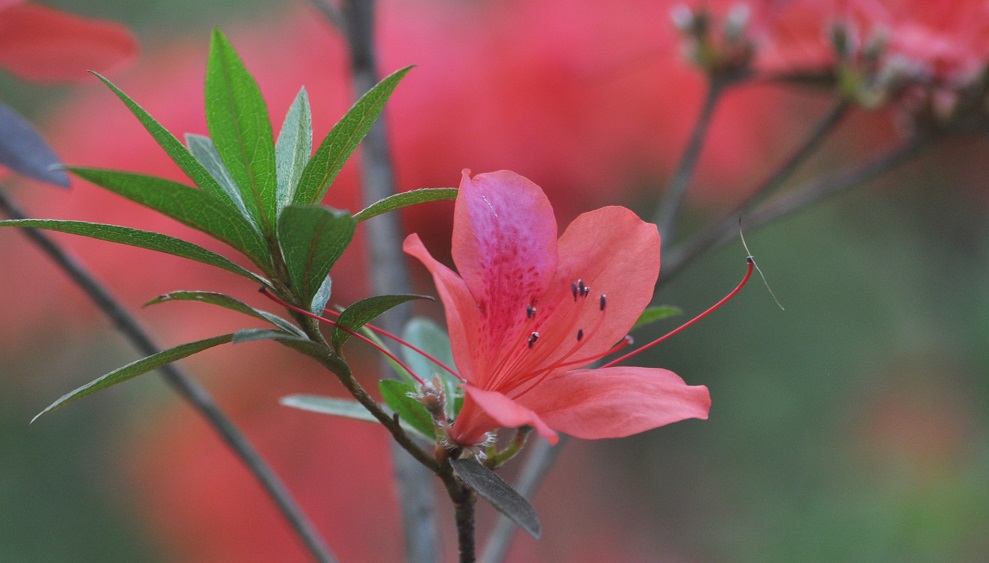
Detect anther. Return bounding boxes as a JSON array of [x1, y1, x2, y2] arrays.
[[599, 294, 607, 311], [576, 329, 584, 342], [571, 281, 579, 301], [577, 279, 589, 298], [528, 331, 540, 348], [526, 304, 537, 319]]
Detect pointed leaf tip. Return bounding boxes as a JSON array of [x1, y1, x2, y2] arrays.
[[451, 457, 542, 539]]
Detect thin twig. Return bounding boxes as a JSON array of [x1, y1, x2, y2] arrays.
[[0, 189, 337, 563], [479, 436, 568, 563], [306, 0, 345, 30], [335, 0, 440, 560], [654, 77, 729, 241], [660, 98, 852, 283], [661, 136, 928, 283]]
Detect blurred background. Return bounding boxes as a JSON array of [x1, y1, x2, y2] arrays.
[[1, 0, 987, 561]]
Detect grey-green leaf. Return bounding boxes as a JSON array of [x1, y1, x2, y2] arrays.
[[354, 188, 458, 222], [278, 205, 355, 309], [632, 305, 682, 331], [451, 458, 542, 539], [280, 394, 434, 441], [93, 73, 231, 203], [185, 133, 250, 218], [0, 219, 264, 283], [402, 317, 459, 418], [379, 379, 435, 441], [205, 29, 278, 234], [294, 66, 412, 205], [67, 167, 270, 270], [32, 334, 235, 423], [275, 87, 312, 212], [147, 291, 302, 336], [332, 294, 431, 351]]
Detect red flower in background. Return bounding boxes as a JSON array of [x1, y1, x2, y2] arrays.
[[405, 170, 710, 446], [0, 0, 136, 83]]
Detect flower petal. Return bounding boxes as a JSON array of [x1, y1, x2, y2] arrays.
[[517, 366, 710, 440], [404, 233, 480, 382], [523, 206, 660, 372], [0, 4, 137, 83], [451, 170, 560, 382], [458, 385, 558, 445]]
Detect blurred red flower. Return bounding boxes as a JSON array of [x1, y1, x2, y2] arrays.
[[0, 0, 136, 83]]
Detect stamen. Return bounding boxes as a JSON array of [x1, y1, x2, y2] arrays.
[[526, 304, 537, 319], [578, 279, 590, 298], [571, 281, 579, 301], [258, 287, 429, 384], [599, 294, 607, 311], [321, 308, 464, 382], [528, 331, 540, 348], [602, 257, 755, 368], [576, 329, 584, 342]]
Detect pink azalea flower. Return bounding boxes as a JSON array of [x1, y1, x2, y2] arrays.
[[0, 0, 136, 83], [405, 170, 711, 446]]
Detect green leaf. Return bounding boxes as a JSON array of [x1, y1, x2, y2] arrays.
[[185, 133, 250, 218], [278, 205, 356, 309], [205, 29, 278, 234], [68, 167, 270, 270], [451, 458, 542, 539], [402, 317, 459, 418], [275, 87, 312, 213], [0, 219, 264, 284], [632, 305, 683, 331], [294, 66, 412, 205], [310, 275, 333, 315], [229, 328, 352, 379], [332, 294, 431, 351], [147, 291, 303, 336], [93, 73, 231, 203], [32, 334, 235, 422], [280, 394, 434, 441], [354, 188, 458, 222], [379, 379, 435, 441]]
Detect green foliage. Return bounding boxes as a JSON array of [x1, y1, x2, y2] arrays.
[[294, 66, 413, 205], [401, 317, 461, 418], [450, 458, 541, 539], [0, 219, 264, 283], [275, 88, 313, 212], [331, 294, 430, 351], [632, 305, 683, 331], [280, 394, 434, 441], [205, 29, 278, 234], [32, 334, 236, 423], [379, 380, 436, 441], [185, 133, 249, 217], [354, 188, 458, 222], [146, 291, 303, 336], [277, 205, 356, 311], [67, 167, 270, 269]]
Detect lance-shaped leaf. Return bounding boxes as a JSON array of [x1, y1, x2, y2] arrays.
[[632, 305, 682, 331], [278, 205, 355, 310], [451, 458, 542, 539], [275, 87, 312, 212], [379, 380, 436, 441], [293, 66, 412, 205], [331, 294, 430, 351], [32, 334, 235, 423], [68, 167, 270, 269], [185, 133, 249, 218], [93, 73, 232, 204], [354, 188, 458, 222], [0, 101, 69, 187], [205, 29, 277, 234], [280, 394, 435, 441], [0, 219, 264, 283], [230, 328, 351, 379], [147, 291, 302, 336]]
